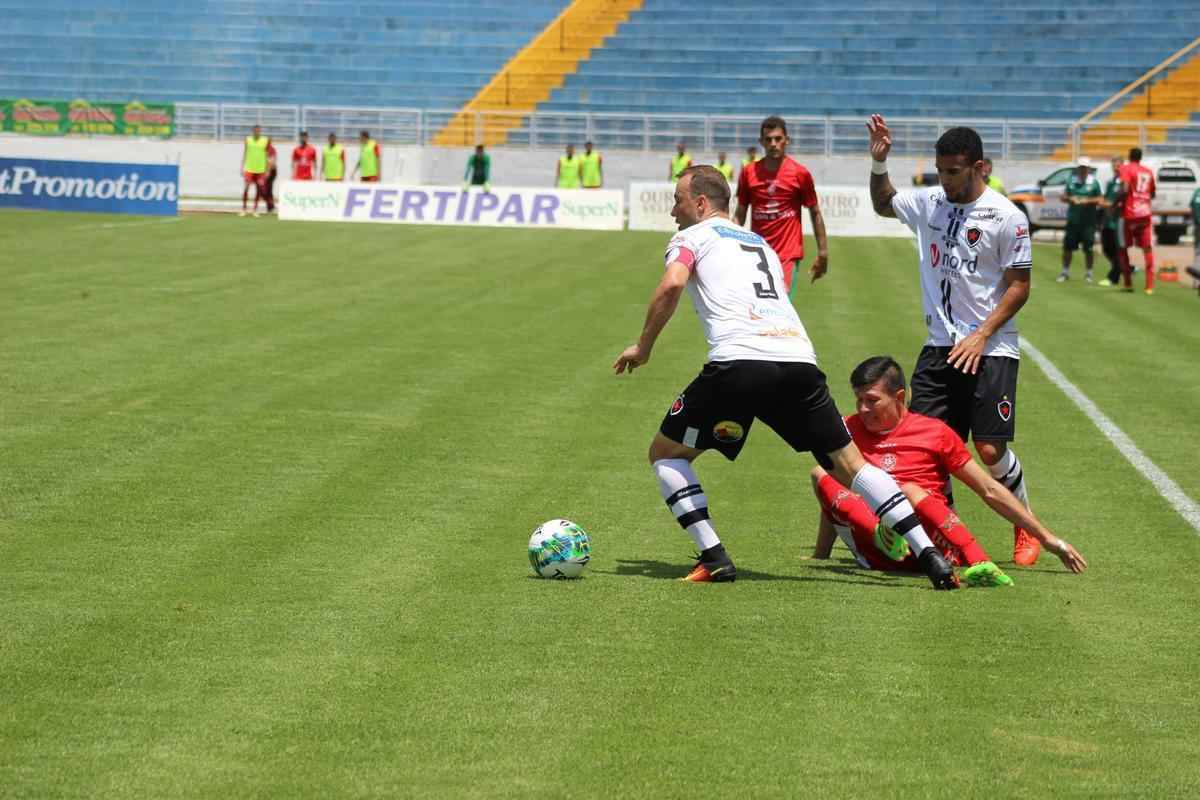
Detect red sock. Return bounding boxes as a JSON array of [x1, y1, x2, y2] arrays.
[[915, 494, 990, 566], [1144, 250, 1155, 290], [816, 474, 878, 532]]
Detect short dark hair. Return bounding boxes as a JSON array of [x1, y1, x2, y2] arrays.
[[760, 115, 788, 138], [360, 130, 370, 138], [680, 165, 731, 212], [1129, 147, 1143, 161], [983, 157, 993, 167], [850, 355, 907, 394], [935, 127, 984, 164]]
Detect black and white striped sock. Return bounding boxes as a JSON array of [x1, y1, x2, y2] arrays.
[[850, 463, 935, 554], [988, 448, 1030, 507], [652, 458, 720, 551]]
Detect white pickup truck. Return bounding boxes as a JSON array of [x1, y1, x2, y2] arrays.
[[1009, 157, 1199, 244]]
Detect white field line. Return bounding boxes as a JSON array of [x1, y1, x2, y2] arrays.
[[70, 217, 182, 231], [1020, 336, 1200, 533]]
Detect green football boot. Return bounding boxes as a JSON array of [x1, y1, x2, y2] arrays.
[[962, 561, 1014, 588], [873, 523, 909, 562]]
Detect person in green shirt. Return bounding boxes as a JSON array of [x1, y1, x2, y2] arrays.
[[669, 142, 692, 182], [1099, 157, 1124, 286], [580, 141, 602, 188], [556, 144, 581, 189], [240, 124, 270, 217], [464, 144, 491, 192], [1059, 157, 1103, 283], [353, 130, 381, 182], [321, 133, 346, 182], [983, 158, 1006, 195], [714, 152, 734, 182], [1189, 184, 1200, 289]]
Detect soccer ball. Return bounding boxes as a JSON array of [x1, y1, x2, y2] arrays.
[[528, 519, 591, 579]]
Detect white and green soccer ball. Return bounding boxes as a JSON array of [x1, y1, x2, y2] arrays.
[[528, 519, 591, 579]]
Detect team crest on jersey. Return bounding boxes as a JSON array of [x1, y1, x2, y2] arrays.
[[669, 395, 685, 416], [997, 398, 1013, 422], [712, 420, 744, 443], [965, 227, 982, 248], [880, 453, 898, 472]]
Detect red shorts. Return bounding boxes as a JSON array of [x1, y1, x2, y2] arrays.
[[361, 175, 379, 183], [243, 171, 265, 185], [1123, 218, 1153, 249]]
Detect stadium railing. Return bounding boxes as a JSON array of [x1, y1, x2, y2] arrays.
[[173, 103, 1200, 161]]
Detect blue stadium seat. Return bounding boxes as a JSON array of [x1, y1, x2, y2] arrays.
[[0, 0, 571, 109]]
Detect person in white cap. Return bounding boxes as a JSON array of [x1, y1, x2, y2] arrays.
[[1059, 156, 1103, 283]]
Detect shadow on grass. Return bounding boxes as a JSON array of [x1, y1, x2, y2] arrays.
[[594, 558, 917, 589]]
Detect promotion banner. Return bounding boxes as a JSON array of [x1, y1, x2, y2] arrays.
[[277, 181, 624, 231], [0, 157, 179, 216], [0, 98, 175, 137], [627, 182, 914, 238]]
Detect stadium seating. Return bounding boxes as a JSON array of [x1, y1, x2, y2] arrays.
[[0, 0, 570, 110]]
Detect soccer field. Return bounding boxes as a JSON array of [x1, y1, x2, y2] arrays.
[[2, 210, 1199, 798]]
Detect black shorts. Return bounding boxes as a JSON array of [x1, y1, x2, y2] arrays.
[[658, 360, 852, 463], [908, 346, 1019, 443]]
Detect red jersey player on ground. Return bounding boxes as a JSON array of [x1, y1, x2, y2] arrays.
[[292, 130, 317, 181], [1117, 146, 1157, 294], [735, 115, 829, 296], [809, 356, 1087, 584]]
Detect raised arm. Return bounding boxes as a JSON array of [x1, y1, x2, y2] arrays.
[[867, 114, 898, 218], [953, 459, 1087, 572], [613, 261, 690, 374]]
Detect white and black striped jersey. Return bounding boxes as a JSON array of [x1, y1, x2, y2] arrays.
[[665, 216, 817, 364], [891, 186, 1032, 359]]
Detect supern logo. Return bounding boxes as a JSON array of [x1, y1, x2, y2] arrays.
[[929, 242, 978, 274]]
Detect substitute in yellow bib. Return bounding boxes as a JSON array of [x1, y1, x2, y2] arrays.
[[322, 132, 345, 182], [240, 124, 269, 216], [354, 130, 381, 182], [669, 141, 692, 182], [556, 144, 582, 189], [580, 141, 603, 188], [715, 152, 734, 182]]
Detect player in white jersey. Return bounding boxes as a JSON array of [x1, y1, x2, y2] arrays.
[[866, 117, 1042, 567], [613, 165, 958, 588]]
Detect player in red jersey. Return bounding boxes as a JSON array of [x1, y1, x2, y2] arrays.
[[291, 130, 317, 181], [735, 115, 828, 296], [1116, 147, 1157, 294], [809, 356, 1087, 582]]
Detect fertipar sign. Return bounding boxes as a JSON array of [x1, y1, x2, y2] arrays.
[[277, 182, 623, 231], [0, 157, 179, 216], [0, 98, 175, 137]]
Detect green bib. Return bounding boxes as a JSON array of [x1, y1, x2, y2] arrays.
[[715, 162, 734, 181], [580, 152, 602, 187], [671, 153, 691, 181], [323, 144, 344, 180], [558, 155, 581, 188], [358, 140, 379, 178], [243, 135, 268, 173]]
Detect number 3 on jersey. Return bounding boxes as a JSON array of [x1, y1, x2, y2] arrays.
[[740, 244, 778, 299]]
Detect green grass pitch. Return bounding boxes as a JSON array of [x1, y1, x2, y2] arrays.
[[2, 210, 1199, 798]]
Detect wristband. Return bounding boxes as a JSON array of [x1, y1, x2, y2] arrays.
[[871, 160, 889, 175]]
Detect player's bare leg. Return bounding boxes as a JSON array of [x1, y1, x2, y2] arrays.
[[825, 442, 958, 589], [975, 440, 1039, 566], [648, 433, 736, 583], [1142, 246, 1155, 294], [240, 178, 252, 217]]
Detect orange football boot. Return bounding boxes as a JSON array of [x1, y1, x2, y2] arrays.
[[1013, 526, 1041, 566]]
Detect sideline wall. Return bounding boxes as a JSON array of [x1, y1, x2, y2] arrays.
[[1, 135, 1068, 201]]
